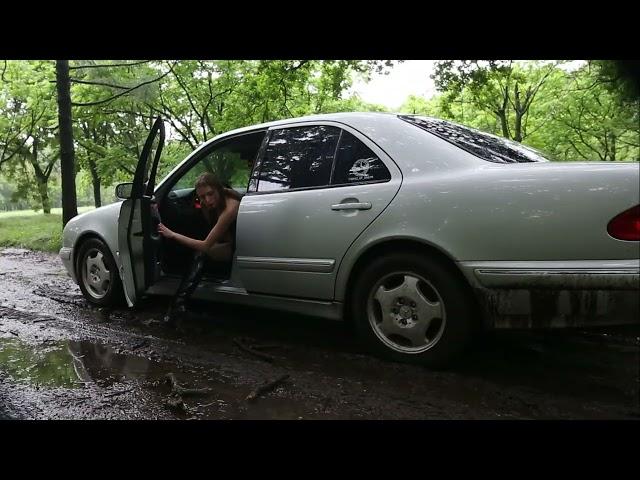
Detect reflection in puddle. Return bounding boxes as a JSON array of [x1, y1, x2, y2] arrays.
[[0, 337, 332, 419], [0, 338, 81, 388], [0, 338, 156, 389]]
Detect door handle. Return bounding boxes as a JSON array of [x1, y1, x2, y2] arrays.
[[331, 202, 372, 211]]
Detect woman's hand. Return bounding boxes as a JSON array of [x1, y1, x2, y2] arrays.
[[158, 223, 175, 240]]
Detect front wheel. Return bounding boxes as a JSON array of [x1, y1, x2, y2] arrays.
[[76, 238, 124, 307], [350, 253, 475, 368]]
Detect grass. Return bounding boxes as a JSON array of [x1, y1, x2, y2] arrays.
[[0, 206, 95, 252]]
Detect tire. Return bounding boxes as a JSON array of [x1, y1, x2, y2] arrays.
[[75, 238, 124, 307], [350, 252, 474, 368]]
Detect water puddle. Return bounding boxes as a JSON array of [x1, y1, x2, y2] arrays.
[[0, 338, 82, 388], [0, 336, 327, 419], [0, 337, 164, 389]]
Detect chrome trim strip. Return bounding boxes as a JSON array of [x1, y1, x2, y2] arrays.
[[237, 256, 335, 273], [462, 260, 640, 269]]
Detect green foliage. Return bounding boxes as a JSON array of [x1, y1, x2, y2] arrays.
[[429, 60, 639, 161], [1, 61, 60, 212], [2, 59, 393, 221], [589, 60, 640, 104], [3, 58, 636, 252]]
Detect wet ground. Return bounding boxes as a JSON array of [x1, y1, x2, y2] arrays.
[[0, 247, 639, 420]]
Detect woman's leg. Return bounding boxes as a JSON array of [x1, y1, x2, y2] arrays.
[[163, 243, 232, 325], [163, 251, 207, 325], [206, 242, 232, 262]]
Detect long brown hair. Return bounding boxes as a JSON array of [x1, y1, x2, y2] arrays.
[[194, 172, 241, 222]]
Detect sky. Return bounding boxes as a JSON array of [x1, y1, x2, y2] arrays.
[[349, 60, 587, 111], [349, 60, 437, 111]]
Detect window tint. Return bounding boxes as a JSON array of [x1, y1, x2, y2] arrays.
[[399, 115, 550, 163], [257, 126, 340, 192], [332, 131, 390, 184]]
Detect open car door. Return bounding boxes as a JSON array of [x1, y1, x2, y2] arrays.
[[117, 117, 165, 306]]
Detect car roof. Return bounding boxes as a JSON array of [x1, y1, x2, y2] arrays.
[[214, 111, 401, 139]]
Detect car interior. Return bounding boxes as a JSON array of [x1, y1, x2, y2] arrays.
[[155, 131, 266, 280]]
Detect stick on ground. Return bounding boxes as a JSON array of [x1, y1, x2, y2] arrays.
[[245, 374, 290, 402], [104, 387, 135, 398], [165, 373, 210, 397], [233, 338, 276, 363]]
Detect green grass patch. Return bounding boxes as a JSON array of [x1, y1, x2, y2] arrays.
[[0, 213, 63, 252], [0, 206, 94, 218], [0, 207, 95, 252]]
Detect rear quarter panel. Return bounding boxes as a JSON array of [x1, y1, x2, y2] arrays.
[[335, 160, 639, 302]]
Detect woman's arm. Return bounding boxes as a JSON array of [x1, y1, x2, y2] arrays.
[[158, 197, 240, 252]]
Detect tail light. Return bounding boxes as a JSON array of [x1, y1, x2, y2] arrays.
[[607, 205, 640, 241]]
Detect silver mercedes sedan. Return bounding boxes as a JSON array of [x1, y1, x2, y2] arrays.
[[59, 112, 640, 366]]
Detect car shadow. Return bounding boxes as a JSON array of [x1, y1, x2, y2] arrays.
[[127, 295, 639, 414]]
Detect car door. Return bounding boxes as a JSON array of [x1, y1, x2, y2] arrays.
[[154, 130, 267, 276], [235, 122, 401, 300], [117, 117, 165, 306]]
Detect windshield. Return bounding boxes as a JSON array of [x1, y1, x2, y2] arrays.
[[399, 115, 551, 164]]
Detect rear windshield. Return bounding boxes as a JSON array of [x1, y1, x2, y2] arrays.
[[399, 115, 550, 163]]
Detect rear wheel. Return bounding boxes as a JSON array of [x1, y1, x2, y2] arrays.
[[351, 253, 474, 368], [76, 238, 124, 307]]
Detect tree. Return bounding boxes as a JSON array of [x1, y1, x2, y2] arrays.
[[1, 61, 61, 213], [553, 66, 639, 161], [56, 60, 78, 225], [432, 60, 559, 142], [56, 60, 172, 212], [589, 60, 640, 103]]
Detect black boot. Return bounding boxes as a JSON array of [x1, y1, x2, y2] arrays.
[[163, 252, 206, 326]]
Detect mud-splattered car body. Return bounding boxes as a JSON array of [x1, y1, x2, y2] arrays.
[[60, 113, 640, 365]]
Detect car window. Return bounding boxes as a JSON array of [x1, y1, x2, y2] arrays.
[[331, 130, 390, 185], [399, 115, 550, 163], [170, 131, 265, 193], [257, 126, 340, 192]]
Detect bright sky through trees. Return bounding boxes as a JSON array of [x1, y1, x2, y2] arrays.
[[350, 60, 587, 110]]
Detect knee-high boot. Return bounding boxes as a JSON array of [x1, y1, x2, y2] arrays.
[[163, 251, 207, 325]]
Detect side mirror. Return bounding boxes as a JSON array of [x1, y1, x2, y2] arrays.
[[115, 182, 134, 200]]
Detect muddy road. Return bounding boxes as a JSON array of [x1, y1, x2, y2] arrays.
[[0, 247, 638, 420]]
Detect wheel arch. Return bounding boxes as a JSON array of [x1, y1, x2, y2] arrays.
[[342, 238, 485, 328]]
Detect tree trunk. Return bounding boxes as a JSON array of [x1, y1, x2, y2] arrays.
[[88, 157, 101, 208], [29, 137, 51, 214], [56, 60, 78, 226], [610, 132, 616, 161], [497, 110, 510, 139], [36, 178, 51, 214], [514, 111, 523, 142]]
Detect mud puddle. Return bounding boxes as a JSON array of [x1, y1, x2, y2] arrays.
[[2, 248, 640, 420], [0, 335, 330, 420]]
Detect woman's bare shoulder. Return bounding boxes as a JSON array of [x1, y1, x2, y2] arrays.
[[224, 188, 242, 202]]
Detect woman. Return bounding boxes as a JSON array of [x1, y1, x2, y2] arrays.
[[158, 172, 241, 324]]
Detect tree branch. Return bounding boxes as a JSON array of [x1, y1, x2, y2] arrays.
[[567, 138, 590, 160], [149, 97, 198, 149], [44, 154, 58, 178], [69, 78, 133, 89], [69, 61, 151, 70], [71, 67, 172, 107], [169, 62, 207, 138]]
